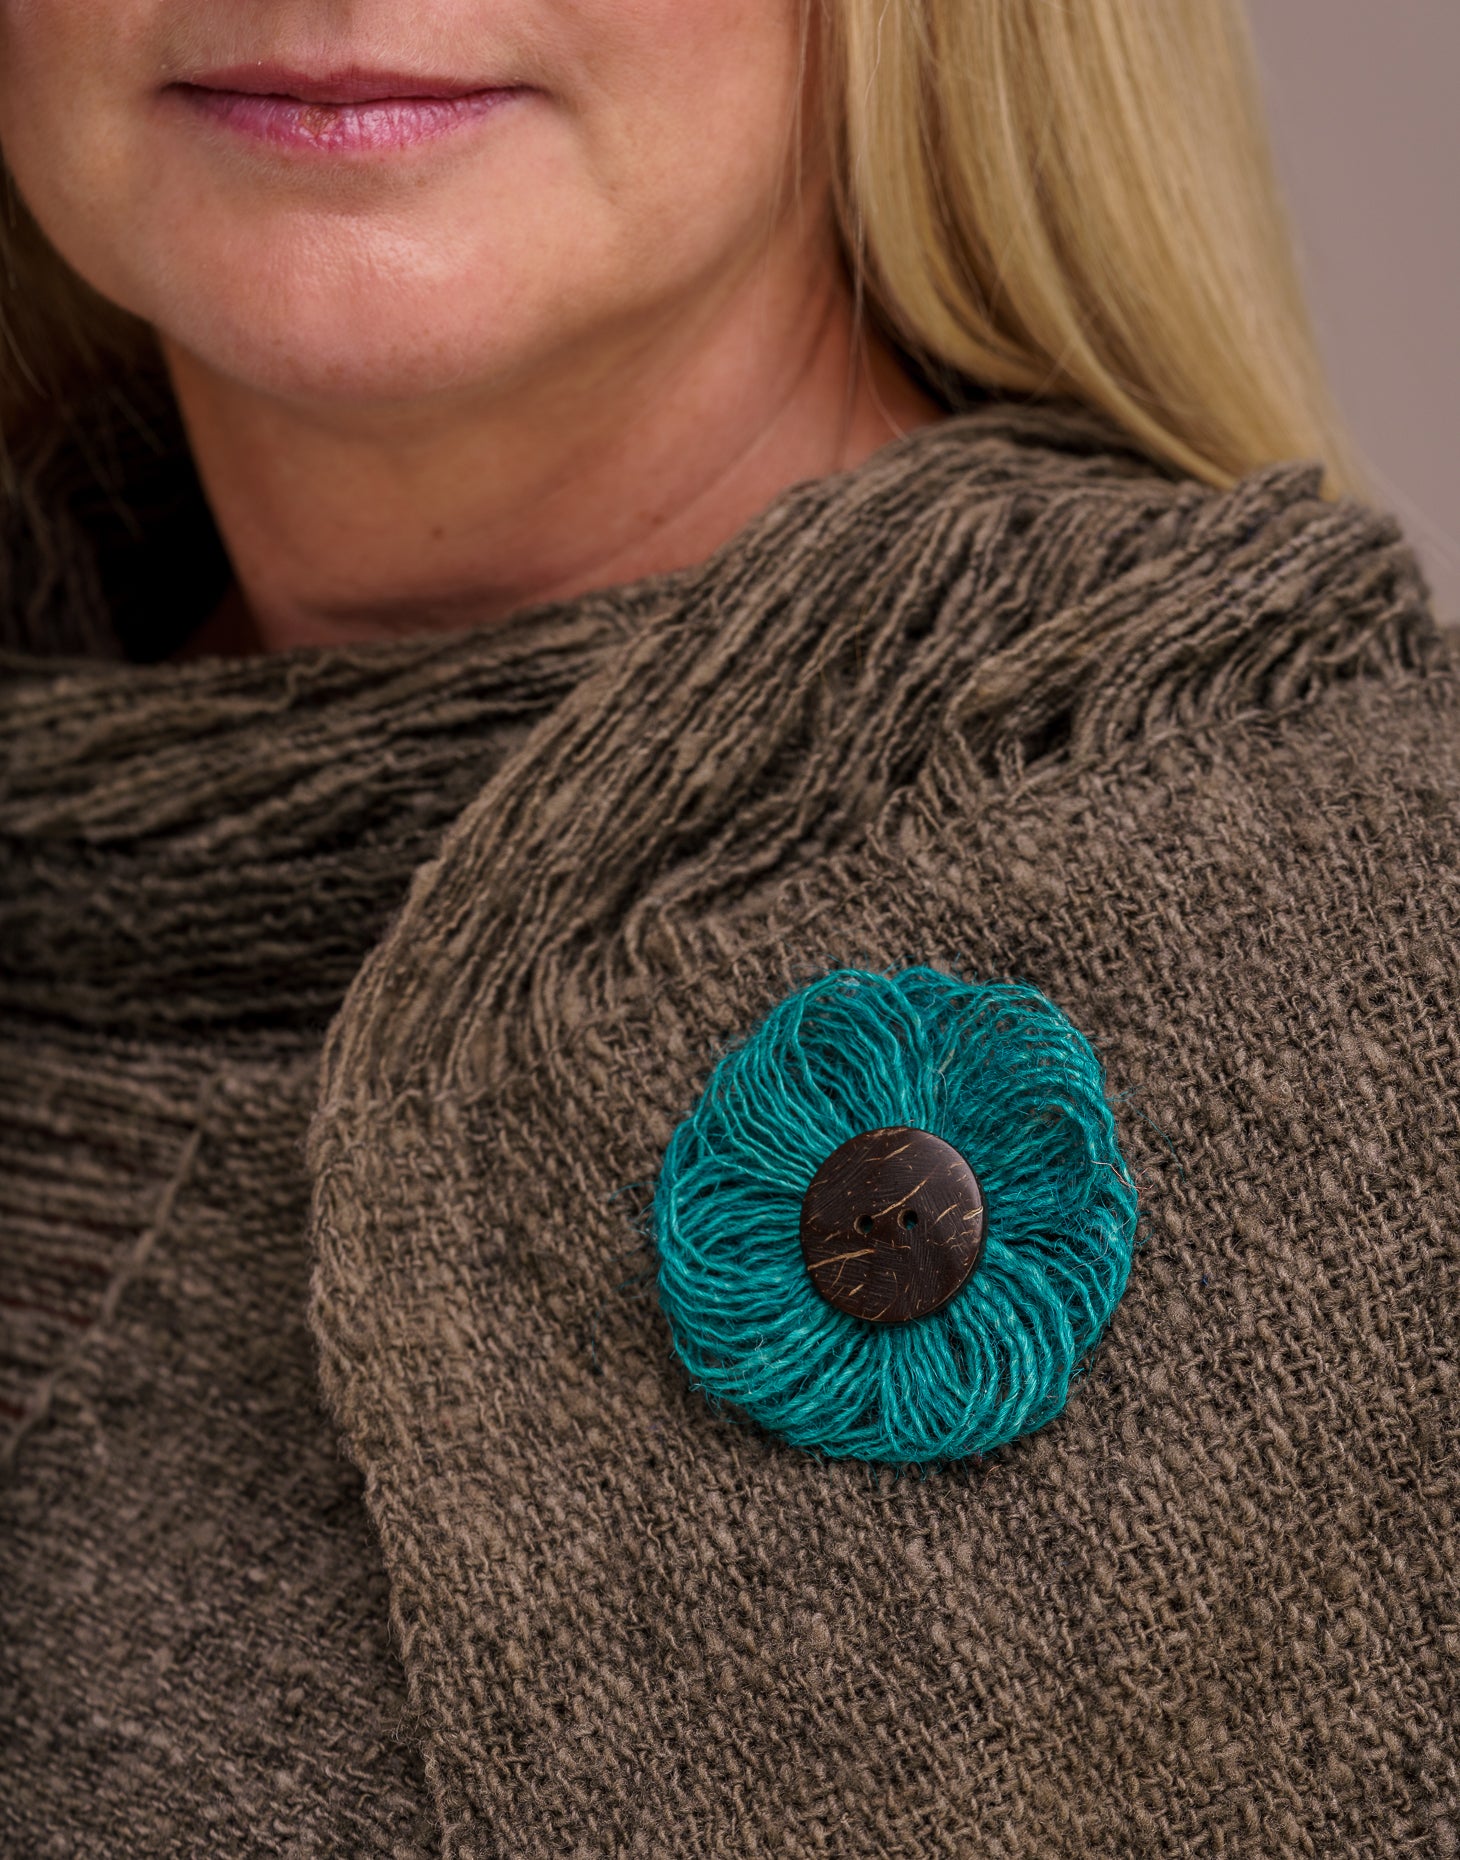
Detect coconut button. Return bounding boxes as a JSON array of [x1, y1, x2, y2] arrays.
[[799, 1126, 986, 1323]]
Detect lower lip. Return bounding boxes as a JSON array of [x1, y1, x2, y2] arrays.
[[169, 84, 526, 155]]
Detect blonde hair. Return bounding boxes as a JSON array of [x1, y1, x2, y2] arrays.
[[818, 0, 1365, 499], [3, 0, 1365, 500]]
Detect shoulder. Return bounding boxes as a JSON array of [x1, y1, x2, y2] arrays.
[[853, 399, 1449, 786]]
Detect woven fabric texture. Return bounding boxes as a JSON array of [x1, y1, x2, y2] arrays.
[[3, 397, 1457, 1858]]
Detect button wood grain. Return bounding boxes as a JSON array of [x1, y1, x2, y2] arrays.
[[799, 1126, 986, 1323]]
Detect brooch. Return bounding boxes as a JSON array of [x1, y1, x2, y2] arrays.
[[652, 966, 1138, 1465]]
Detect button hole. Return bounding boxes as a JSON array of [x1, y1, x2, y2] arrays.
[[854, 1214, 874, 1235], [899, 1208, 919, 1229]]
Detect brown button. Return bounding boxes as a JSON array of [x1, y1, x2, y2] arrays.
[[799, 1126, 986, 1324]]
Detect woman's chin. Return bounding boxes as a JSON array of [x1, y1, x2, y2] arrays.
[[155, 283, 561, 412]]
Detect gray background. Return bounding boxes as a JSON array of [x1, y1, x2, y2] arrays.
[[1249, 0, 1458, 626]]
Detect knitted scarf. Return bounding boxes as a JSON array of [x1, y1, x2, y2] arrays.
[[2, 393, 1456, 1858]]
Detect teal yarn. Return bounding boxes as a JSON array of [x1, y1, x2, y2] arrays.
[[652, 966, 1138, 1466]]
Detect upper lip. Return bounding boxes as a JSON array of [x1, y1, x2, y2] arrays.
[[174, 65, 502, 104]]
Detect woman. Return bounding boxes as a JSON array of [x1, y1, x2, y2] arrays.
[[1, 1, 1454, 1854]]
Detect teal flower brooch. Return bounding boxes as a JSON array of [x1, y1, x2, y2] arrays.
[[652, 966, 1138, 1465]]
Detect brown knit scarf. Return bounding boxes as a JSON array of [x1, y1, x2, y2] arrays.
[[3, 394, 1456, 1857]]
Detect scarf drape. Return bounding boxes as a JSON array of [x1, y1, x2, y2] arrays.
[[3, 395, 1455, 1857]]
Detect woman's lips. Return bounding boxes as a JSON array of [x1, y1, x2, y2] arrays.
[[168, 69, 529, 154]]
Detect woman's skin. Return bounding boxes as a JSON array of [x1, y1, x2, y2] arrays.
[[0, 2, 945, 653]]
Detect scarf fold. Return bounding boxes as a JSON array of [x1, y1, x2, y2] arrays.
[[293, 413, 1449, 1853], [307, 409, 1433, 1104]]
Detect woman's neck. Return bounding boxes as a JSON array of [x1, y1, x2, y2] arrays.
[[165, 232, 946, 657]]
